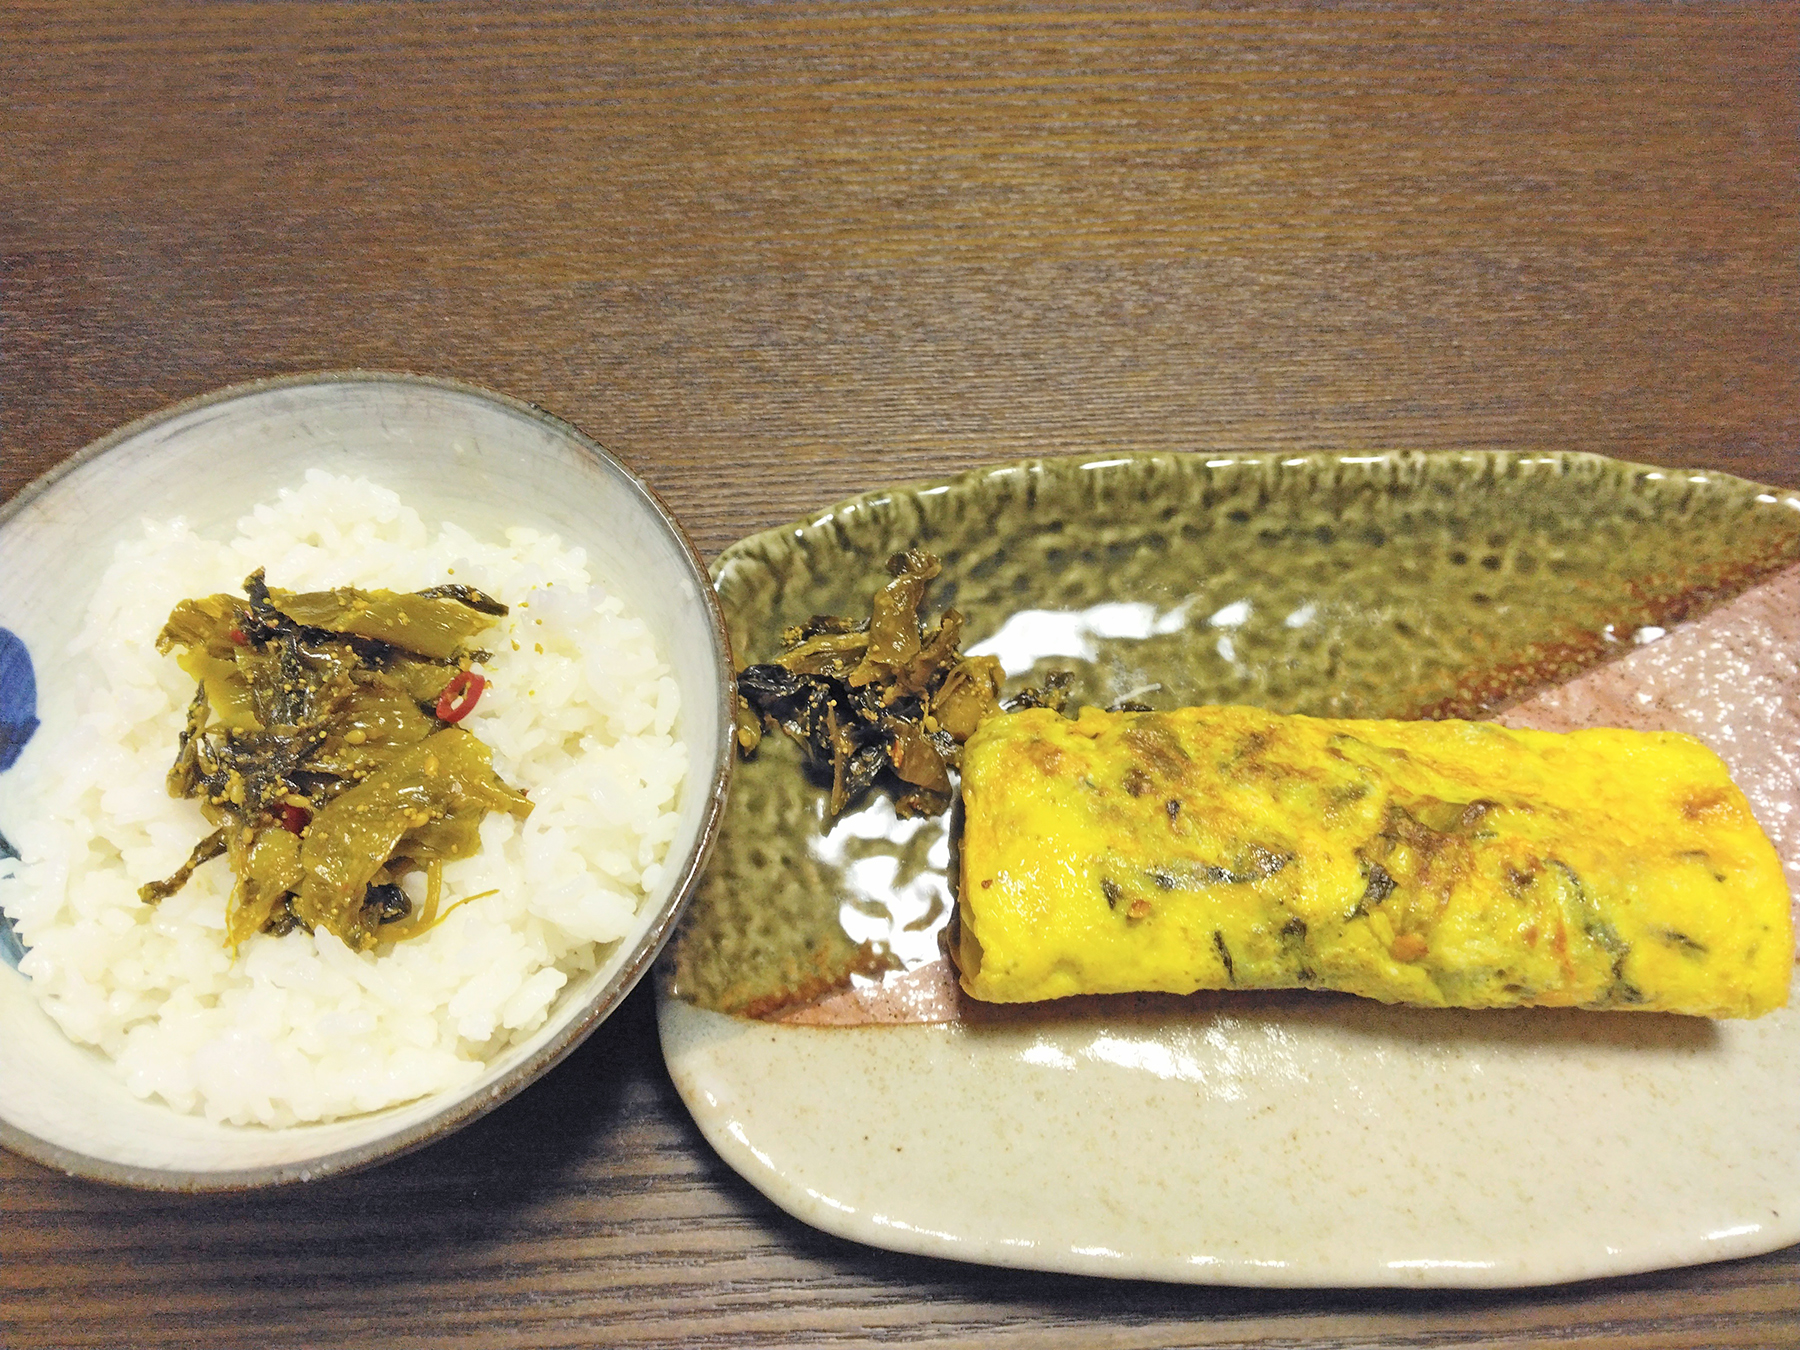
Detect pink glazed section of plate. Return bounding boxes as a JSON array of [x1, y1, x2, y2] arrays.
[[1498, 563, 1800, 906]]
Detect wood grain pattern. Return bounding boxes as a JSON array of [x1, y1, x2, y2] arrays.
[[2, 2, 1796, 1346]]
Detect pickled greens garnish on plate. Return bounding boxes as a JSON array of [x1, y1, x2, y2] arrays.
[[143, 569, 532, 951], [733, 547, 1074, 820]]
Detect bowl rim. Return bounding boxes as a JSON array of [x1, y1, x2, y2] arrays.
[[0, 369, 737, 1191]]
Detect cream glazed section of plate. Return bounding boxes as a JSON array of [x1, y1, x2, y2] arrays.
[[661, 993, 1800, 1287]]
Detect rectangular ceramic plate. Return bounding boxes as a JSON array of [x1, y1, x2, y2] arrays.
[[659, 451, 1800, 1286]]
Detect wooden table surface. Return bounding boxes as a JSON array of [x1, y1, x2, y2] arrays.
[[4, 3, 1796, 1346]]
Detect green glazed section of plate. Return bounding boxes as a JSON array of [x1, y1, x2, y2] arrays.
[[674, 451, 1800, 1015]]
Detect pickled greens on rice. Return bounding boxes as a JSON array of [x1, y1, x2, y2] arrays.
[[145, 570, 533, 951]]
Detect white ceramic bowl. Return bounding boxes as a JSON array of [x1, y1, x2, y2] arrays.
[[0, 373, 734, 1189]]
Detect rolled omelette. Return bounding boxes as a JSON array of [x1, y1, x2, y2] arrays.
[[955, 706, 1793, 1017]]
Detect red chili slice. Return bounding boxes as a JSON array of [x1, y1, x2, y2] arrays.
[[437, 670, 486, 723], [277, 803, 310, 834], [228, 627, 247, 645]]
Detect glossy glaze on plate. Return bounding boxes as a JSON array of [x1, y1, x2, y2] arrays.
[[657, 450, 1800, 1287]]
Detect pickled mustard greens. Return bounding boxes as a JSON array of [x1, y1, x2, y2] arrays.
[[142, 570, 533, 950], [734, 549, 1069, 818]]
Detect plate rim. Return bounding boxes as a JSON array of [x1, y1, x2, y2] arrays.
[[706, 447, 1793, 585]]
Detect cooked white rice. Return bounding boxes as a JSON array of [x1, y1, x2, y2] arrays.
[[0, 471, 685, 1127]]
